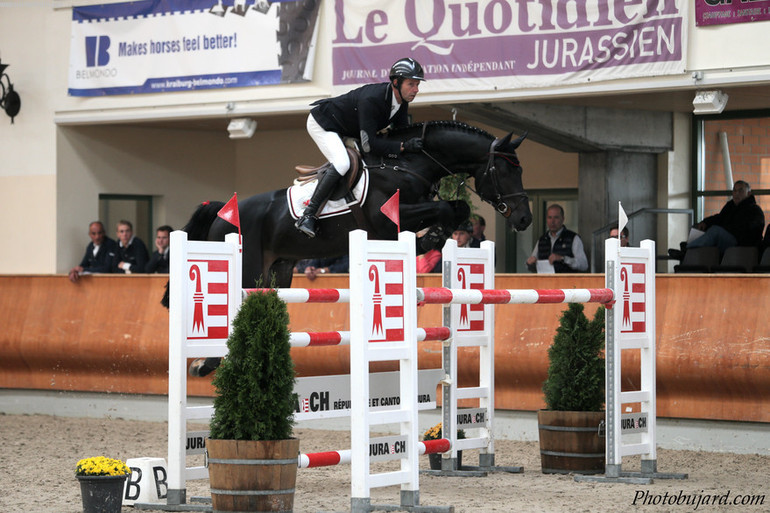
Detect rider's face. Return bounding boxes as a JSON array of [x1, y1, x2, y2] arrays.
[[395, 78, 420, 103]]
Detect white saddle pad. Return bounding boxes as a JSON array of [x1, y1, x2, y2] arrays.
[[287, 169, 369, 220]]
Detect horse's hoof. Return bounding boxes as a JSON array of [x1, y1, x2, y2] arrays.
[[189, 358, 217, 378]]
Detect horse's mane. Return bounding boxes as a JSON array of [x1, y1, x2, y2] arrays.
[[386, 120, 494, 141]]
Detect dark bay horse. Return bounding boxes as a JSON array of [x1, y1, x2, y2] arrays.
[[181, 121, 532, 289]]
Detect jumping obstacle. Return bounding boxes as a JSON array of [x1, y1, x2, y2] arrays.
[[165, 227, 682, 512]]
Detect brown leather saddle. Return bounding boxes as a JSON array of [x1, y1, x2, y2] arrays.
[[295, 147, 364, 201]]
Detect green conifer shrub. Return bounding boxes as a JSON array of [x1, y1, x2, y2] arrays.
[[542, 303, 605, 412], [209, 290, 296, 440]]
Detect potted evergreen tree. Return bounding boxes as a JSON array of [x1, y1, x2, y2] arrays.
[[207, 289, 298, 512], [537, 303, 605, 474]]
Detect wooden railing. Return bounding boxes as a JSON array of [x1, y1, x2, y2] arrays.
[[1, 273, 767, 423]]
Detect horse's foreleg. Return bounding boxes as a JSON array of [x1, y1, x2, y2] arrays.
[[400, 201, 469, 233]]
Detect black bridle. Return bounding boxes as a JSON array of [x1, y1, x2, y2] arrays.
[[419, 134, 529, 218]]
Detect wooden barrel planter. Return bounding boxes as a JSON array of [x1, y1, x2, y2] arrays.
[[207, 438, 300, 512], [537, 410, 605, 474]]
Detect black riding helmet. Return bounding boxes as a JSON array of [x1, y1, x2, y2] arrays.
[[389, 58, 425, 82], [389, 58, 425, 102]]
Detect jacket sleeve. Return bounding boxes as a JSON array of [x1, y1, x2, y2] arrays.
[[78, 245, 92, 268], [132, 239, 151, 273], [145, 252, 160, 273], [701, 201, 730, 228], [357, 96, 402, 157]]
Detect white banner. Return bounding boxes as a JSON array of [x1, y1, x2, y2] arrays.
[[68, 0, 319, 96], [331, 0, 688, 93]]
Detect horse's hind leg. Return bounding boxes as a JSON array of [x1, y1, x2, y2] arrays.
[[268, 259, 296, 288], [188, 357, 221, 377]]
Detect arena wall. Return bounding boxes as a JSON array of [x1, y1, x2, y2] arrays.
[[1, 273, 767, 423]]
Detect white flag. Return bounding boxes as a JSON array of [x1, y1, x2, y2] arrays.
[[618, 201, 628, 235]]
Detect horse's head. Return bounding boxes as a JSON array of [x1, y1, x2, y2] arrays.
[[384, 121, 532, 232], [473, 131, 533, 232]]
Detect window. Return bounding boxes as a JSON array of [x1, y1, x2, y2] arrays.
[[694, 113, 770, 223], [99, 194, 154, 246]]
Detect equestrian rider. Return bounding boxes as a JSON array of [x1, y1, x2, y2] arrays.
[[295, 57, 426, 238]]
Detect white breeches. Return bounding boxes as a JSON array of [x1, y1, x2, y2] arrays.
[[306, 114, 350, 176]]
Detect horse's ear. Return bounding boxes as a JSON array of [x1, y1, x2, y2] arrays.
[[508, 130, 529, 150], [494, 132, 514, 150], [495, 130, 527, 151]]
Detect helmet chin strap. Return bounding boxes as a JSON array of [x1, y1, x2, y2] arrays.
[[393, 79, 408, 104]]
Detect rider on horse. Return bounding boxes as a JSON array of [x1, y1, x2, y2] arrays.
[[295, 57, 427, 238]]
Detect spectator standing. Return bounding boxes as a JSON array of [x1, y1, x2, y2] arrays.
[[669, 180, 764, 259], [418, 221, 474, 273], [113, 220, 149, 274], [452, 221, 474, 249], [68, 221, 118, 283], [470, 215, 486, 248], [609, 225, 630, 247], [145, 225, 173, 274], [526, 204, 588, 273]]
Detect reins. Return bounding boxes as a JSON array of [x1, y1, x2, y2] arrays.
[[367, 123, 529, 218]]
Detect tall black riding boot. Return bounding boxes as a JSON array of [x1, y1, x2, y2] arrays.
[[295, 168, 343, 238]]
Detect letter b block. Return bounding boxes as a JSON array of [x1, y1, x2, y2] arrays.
[[123, 457, 168, 506]]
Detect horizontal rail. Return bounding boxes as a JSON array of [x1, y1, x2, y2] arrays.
[[297, 438, 451, 469], [289, 327, 450, 347], [417, 287, 614, 305], [244, 287, 613, 306], [244, 288, 350, 303]]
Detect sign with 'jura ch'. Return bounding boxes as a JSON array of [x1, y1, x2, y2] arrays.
[[620, 412, 648, 434], [456, 408, 487, 428]]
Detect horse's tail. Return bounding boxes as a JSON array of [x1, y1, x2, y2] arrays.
[[161, 200, 226, 309], [183, 201, 226, 240]]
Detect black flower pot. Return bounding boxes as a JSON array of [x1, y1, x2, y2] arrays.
[[428, 450, 462, 470], [76, 474, 128, 513]]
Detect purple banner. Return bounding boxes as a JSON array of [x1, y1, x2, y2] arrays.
[[696, 0, 770, 27], [330, 0, 688, 92], [334, 18, 682, 85]]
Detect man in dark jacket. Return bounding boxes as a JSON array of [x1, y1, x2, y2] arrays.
[[295, 57, 426, 238], [113, 220, 150, 274], [145, 225, 173, 274], [526, 204, 588, 273], [68, 221, 118, 282], [686, 180, 765, 256]]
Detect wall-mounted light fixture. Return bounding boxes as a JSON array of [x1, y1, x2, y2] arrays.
[[692, 90, 728, 115], [227, 118, 257, 139], [0, 60, 21, 123]]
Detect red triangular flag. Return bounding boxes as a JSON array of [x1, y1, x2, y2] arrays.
[[217, 193, 241, 238], [380, 190, 400, 233]]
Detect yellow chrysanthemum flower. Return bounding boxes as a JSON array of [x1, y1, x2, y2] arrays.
[[75, 456, 130, 477]]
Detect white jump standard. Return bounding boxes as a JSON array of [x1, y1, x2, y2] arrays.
[[575, 237, 687, 484]]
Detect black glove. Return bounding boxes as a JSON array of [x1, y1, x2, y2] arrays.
[[403, 137, 423, 153]]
